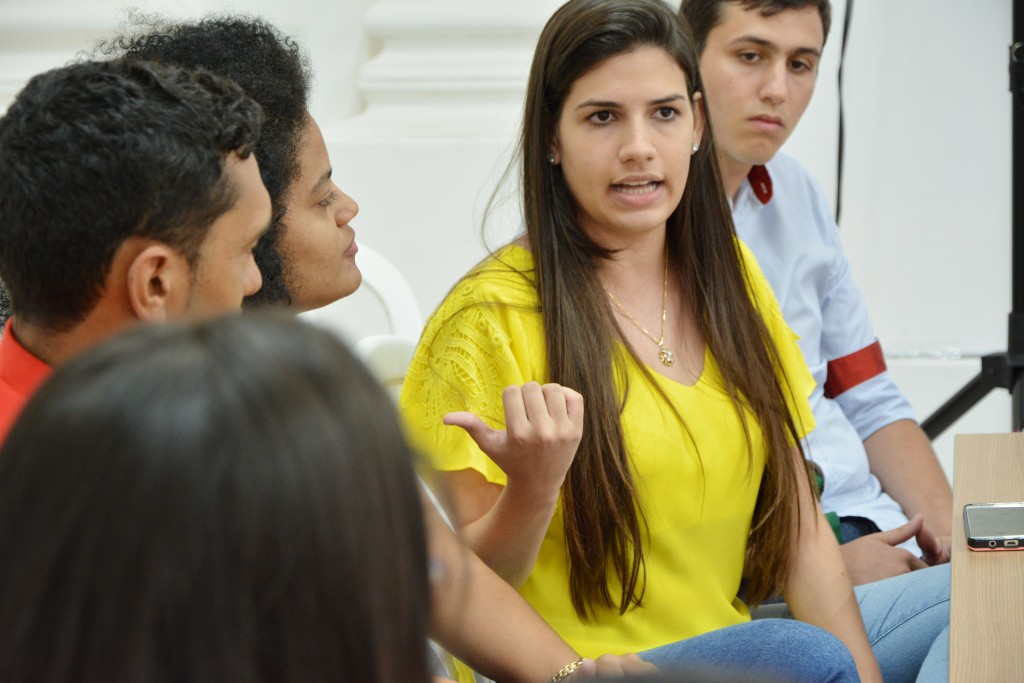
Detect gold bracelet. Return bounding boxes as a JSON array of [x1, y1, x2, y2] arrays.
[[550, 658, 585, 682]]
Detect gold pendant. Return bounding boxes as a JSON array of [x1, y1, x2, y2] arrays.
[[659, 346, 675, 366]]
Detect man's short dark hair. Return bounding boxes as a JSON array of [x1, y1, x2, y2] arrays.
[[681, 0, 832, 54], [104, 16, 313, 307], [0, 59, 263, 330]]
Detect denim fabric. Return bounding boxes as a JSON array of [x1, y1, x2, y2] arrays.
[[750, 563, 950, 682], [915, 625, 950, 682], [639, 618, 859, 682], [839, 515, 882, 542], [855, 564, 950, 683]]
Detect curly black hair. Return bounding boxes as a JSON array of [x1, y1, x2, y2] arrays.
[[0, 280, 10, 332], [0, 58, 263, 330], [102, 15, 313, 307]]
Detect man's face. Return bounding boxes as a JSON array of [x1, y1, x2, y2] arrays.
[[185, 153, 272, 317], [699, 2, 825, 179]]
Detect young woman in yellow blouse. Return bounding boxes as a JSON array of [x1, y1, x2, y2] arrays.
[[401, 1, 881, 681]]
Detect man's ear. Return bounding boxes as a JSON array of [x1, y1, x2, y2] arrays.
[[691, 91, 706, 151], [125, 243, 192, 322]]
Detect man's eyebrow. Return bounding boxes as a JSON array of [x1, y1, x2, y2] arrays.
[[574, 94, 687, 110], [730, 34, 821, 58], [311, 168, 332, 194]]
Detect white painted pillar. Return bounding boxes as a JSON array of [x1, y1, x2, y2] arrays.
[[312, 0, 562, 342]]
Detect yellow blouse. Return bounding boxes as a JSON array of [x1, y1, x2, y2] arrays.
[[400, 243, 815, 657]]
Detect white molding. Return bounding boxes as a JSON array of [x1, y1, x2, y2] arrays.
[[0, 0, 206, 113], [0, 0, 203, 35], [358, 0, 559, 105]]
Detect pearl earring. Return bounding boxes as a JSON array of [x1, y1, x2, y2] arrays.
[[692, 143, 700, 153], [548, 154, 556, 165]]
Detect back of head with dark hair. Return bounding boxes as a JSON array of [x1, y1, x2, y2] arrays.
[[103, 15, 314, 306], [680, 0, 832, 54], [0, 312, 430, 683], [0, 58, 263, 331]]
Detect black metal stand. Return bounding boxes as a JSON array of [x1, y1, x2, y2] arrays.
[[921, 4, 1024, 439]]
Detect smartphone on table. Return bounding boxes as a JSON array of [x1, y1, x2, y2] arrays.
[[964, 502, 1024, 551]]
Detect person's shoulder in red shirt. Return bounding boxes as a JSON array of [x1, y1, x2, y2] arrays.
[[0, 319, 51, 443]]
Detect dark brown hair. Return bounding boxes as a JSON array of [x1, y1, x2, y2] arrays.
[[512, 0, 810, 618], [103, 15, 313, 307], [681, 0, 832, 54], [0, 313, 430, 683], [0, 58, 262, 331]]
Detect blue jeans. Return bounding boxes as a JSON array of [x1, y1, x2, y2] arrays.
[[639, 562, 950, 682], [640, 618, 858, 682], [751, 563, 951, 683], [854, 564, 949, 683], [839, 515, 881, 541]]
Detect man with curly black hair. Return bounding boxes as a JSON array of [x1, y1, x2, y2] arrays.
[[106, 16, 363, 311], [0, 58, 271, 441]]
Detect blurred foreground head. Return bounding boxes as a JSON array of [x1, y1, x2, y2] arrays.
[[0, 312, 430, 683]]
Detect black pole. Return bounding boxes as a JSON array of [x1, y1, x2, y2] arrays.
[[1011, 2, 1024, 430], [834, 0, 854, 224]]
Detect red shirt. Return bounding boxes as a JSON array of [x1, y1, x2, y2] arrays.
[[0, 319, 52, 443]]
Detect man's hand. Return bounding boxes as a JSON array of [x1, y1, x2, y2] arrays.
[[576, 653, 659, 678], [916, 523, 952, 567], [444, 382, 584, 502], [839, 514, 931, 585]]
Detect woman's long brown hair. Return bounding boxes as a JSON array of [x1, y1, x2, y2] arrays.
[[508, 0, 812, 619]]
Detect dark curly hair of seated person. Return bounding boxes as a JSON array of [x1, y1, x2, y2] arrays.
[[0, 58, 263, 331], [102, 14, 313, 307]]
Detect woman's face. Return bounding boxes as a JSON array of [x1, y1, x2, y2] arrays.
[[278, 116, 361, 311], [552, 46, 703, 249]]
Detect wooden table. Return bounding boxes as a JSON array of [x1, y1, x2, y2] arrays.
[[950, 433, 1024, 681]]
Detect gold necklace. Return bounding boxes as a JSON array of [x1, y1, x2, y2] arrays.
[[606, 255, 674, 367]]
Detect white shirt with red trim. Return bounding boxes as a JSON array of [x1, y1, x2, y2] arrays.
[[732, 152, 920, 554]]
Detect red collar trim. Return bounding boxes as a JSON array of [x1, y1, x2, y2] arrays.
[[0, 318, 52, 398], [748, 165, 773, 205]]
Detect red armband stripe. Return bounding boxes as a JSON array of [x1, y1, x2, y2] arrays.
[[824, 340, 887, 398]]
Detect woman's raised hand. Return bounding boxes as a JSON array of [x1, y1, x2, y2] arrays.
[[443, 382, 583, 502]]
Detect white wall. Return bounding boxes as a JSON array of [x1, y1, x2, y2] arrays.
[[0, 0, 1016, 476], [783, 0, 1015, 476]]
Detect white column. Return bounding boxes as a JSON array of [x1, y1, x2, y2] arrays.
[[0, 0, 204, 113], [313, 0, 561, 342], [354, 0, 561, 132]]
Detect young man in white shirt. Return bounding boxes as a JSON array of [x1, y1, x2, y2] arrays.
[[684, 0, 952, 586], [682, 1, 952, 679]]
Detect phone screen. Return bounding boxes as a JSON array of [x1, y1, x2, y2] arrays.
[[965, 504, 1024, 538]]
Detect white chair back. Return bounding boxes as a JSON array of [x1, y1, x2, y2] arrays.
[[301, 242, 423, 346], [351, 243, 423, 340], [354, 334, 418, 403]]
